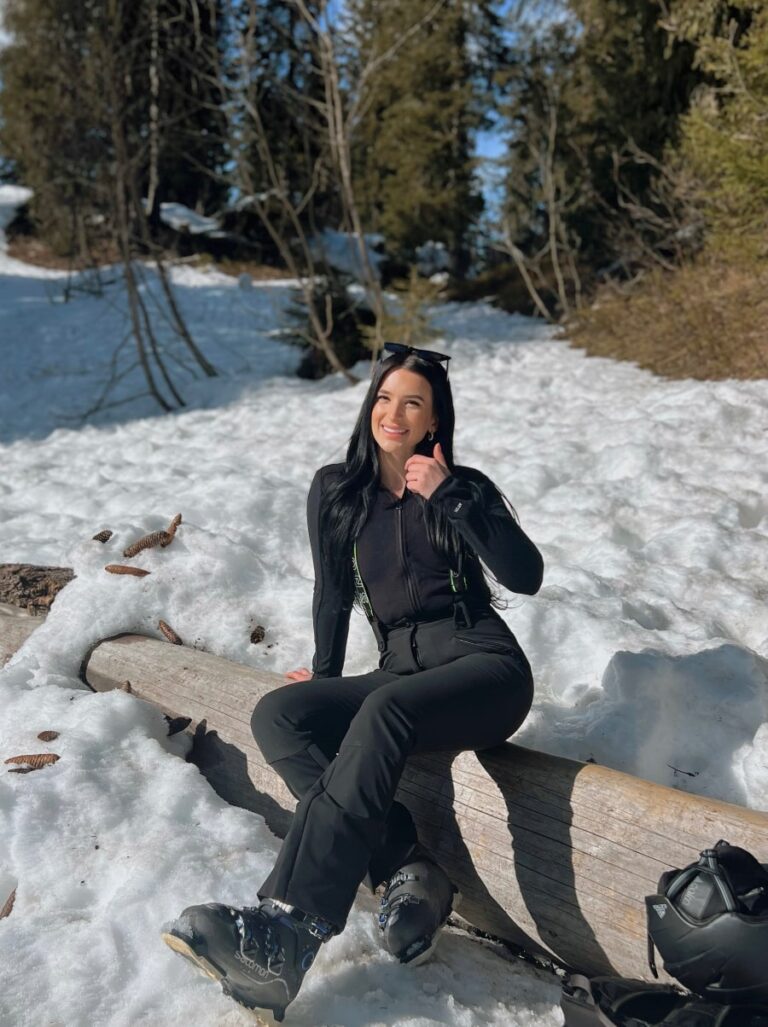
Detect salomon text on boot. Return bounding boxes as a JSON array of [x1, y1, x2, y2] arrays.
[[161, 898, 336, 1021], [377, 856, 459, 965]]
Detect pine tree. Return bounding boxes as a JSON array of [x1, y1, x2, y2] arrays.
[[0, 0, 229, 254], [0, 0, 110, 253], [666, 1, 768, 259], [0, 0, 219, 411], [500, 0, 700, 288], [228, 0, 336, 234], [347, 0, 503, 276], [145, 0, 230, 222]]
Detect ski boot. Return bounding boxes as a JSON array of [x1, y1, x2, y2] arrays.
[[161, 899, 336, 1021], [377, 855, 459, 965]]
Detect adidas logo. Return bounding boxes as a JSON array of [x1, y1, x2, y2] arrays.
[[653, 903, 667, 919]]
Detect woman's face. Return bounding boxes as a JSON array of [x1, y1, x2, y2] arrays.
[[370, 367, 437, 458]]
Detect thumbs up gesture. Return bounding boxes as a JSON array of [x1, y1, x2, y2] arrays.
[[405, 440, 451, 500]]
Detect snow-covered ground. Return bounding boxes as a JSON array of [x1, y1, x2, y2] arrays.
[[1, 183, 767, 1025]]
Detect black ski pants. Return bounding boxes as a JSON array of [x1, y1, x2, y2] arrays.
[[250, 611, 533, 932]]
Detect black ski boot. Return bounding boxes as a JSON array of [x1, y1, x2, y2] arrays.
[[161, 899, 336, 1021], [377, 856, 459, 965]]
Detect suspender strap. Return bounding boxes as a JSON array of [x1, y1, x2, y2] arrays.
[[352, 539, 374, 623], [353, 540, 388, 651], [449, 545, 472, 629]]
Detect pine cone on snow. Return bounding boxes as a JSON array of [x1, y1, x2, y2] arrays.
[[0, 888, 16, 920], [5, 753, 60, 773], [158, 620, 182, 645], [105, 564, 150, 577], [123, 531, 173, 558]]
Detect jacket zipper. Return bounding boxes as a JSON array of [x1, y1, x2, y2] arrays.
[[396, 501, 420, 618], [395, 501, 425, 669]]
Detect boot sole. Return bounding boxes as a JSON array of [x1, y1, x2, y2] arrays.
[[160, 930, 285, 1024]]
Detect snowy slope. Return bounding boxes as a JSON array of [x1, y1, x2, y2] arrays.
[[1, 184, 767, 1025]]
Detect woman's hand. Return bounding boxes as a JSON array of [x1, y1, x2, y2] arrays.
[[405, 441, 451, 500], [284, 667, 313, 683]]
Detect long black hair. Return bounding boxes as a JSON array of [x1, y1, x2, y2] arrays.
[[319, 349, 515, 614]]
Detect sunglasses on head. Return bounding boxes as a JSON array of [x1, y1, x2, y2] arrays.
[[382, 341, 451, 376]]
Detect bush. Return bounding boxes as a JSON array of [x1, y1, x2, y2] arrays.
[[566, 257, 768, 379]]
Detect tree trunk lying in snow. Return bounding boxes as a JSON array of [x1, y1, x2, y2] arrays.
[[0, 564, 74, 614], [3, 603, 768, 981]]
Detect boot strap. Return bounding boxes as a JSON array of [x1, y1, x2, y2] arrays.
[[287, 907, 337, 941]]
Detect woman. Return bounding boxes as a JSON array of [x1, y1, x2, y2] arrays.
[[162, 343, 544, 1022]]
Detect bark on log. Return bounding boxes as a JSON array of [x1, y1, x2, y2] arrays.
[[3, 604, 768, 981], [0, 564, 74, 614]]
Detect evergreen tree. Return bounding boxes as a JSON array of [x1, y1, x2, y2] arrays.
[[500, 15, 588, 311], [0, 0, 229, 254], [666, 1, 767, 258], [0, 0, 110, 253], [500, 0, 700, 286], [146, 0, 230, 221], [348, 0, 504, 276], [227, 0, 336, 234]]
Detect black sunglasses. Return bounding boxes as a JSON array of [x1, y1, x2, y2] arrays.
[[382, 341, 451, 376]]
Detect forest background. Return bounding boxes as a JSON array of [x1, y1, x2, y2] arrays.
[[1, 0, 766, 394]]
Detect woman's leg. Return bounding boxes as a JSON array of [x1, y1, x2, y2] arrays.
[[250, 670, 421, 891], [251, 670, 393, 799], [257, 651, 532, 930]]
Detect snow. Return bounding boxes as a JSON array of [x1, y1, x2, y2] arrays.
[[415, 240, 451, 276], [1, 182, 768, 1024], [158, 201, 227, 238], [309, 227, 386, 280]]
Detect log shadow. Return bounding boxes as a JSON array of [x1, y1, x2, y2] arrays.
[[188, 719, 294, 841], [398, 749, 552, 966], [475, 742, 612, 975], [404, 743, 613, 976]]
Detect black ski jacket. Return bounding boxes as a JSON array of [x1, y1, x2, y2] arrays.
[[307, 462, 544, 678]]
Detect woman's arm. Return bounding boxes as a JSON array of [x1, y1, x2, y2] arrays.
[[306, 466, 353, 678], [427, 468, 544, 595]]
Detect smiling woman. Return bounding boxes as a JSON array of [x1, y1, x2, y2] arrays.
[[162, 342, 544, 1022], [372, 367, 446, 499]]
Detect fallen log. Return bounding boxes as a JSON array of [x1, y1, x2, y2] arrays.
[[3, 603, 768, 981], [0, 563, 74, 614]]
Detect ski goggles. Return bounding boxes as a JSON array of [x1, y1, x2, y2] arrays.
[[381, 341, 451, 376]]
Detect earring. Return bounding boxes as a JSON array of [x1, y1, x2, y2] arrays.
[[428, 431, 435, 442]]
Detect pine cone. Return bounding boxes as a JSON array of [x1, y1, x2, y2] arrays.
[[37, 731, 59, 742], [123, 531, 172, 558], [158, 620, 182, 645], [5, 753, 60, 772], [0, 887, 15, 920], [165, 513, 182, 541], [92, 529, 113, 543], [105, 564, 150, 577]]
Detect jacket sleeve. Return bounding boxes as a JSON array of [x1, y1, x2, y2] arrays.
[[427, 469, 544, 595], [307, 466, 353, 679]]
